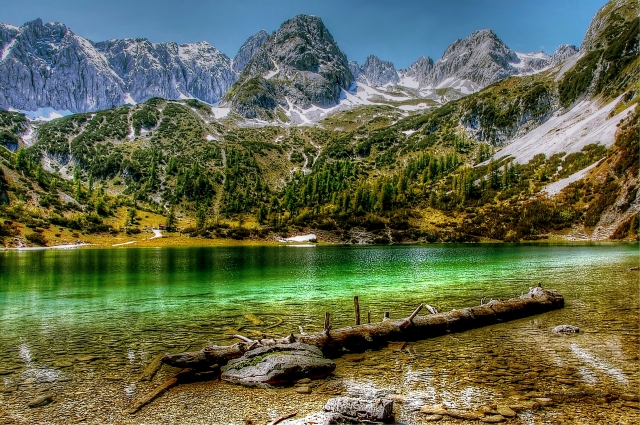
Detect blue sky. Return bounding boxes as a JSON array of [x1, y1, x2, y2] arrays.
[[3, 0, 606, 68]]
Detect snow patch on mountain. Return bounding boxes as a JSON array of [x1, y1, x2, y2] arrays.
[[10, 107, 73, 121], [489, 95, 634, 165]]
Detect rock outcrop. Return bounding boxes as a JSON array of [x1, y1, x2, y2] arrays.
[[354, 55, 400, 86], [220, 343, 336, 388], [232, 29, 269, 74], [0, 19, 237, 113], [224, 14, 354, 118]]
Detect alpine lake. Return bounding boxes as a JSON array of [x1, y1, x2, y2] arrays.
[[0, 243, 638, 424]]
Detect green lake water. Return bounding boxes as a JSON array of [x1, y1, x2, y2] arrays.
[[0, 243, 638, 424]]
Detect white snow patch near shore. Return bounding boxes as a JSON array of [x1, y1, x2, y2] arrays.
[[277, 234, 317, 243], [489, 95, 634, 165]]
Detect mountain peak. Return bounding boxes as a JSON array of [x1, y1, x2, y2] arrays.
[[357, 55, 399, 86], [233, 29, 269, 73]]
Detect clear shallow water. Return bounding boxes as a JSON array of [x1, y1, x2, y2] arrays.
[[0, 243, 638, 424]]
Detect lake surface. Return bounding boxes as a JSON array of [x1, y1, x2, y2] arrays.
[[0, 243, 638, 424]]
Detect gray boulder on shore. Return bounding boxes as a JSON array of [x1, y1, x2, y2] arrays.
[[220, 342, 335, 388]]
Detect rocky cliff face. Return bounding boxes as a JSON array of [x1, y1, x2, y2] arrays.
[[94, 38, 236, 105], [425, 29, 519, 88], [0, 19, 125, 112], [224, 14, 354, 118], [0, 19, 237, 113], [232, 30, 269, 74], [353, 55, 400, 86], [550, 44, 579, 66], [399, 56, 434, 87]]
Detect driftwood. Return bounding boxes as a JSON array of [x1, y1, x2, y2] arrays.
[[268, 412, 297, 425], [162, 287, 563, 370], [139, 352, 167, 382], [128, 377, 178, 414]]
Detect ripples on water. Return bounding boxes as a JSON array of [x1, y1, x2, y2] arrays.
[[0, 243, 638, 424]]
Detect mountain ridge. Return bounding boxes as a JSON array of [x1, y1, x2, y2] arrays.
[[1, 15, 579, 121]]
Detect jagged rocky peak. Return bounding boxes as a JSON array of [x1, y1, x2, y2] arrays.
[[0, 18, 237, 113], [225, 14, 354, 118], [357, 55, 400, 86], [268, 14, 349, 76], [348, 60, 360, 80], [233, 29, 269, 73], [550, 44, 579, 66], [401, 55, 435, 86], [426, 28, 520, 89], [0, 18, 125, 112]]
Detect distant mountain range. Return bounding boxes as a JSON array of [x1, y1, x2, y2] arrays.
[[0, 15, 578, 120]]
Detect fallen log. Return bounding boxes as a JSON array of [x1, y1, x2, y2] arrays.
[[162, 286, 563, 370]]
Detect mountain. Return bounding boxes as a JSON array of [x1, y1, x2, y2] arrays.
[[0, 0, 637, 248], [0, 19, 125, 113], [94, 38, 236, 105], [0, 15, 581, 120], [232, 30, 269, 74], [399, 56, 434, 88], [0, 19, 237, 114], [223, 14, 354, 119], [352, 55, 400, 86]]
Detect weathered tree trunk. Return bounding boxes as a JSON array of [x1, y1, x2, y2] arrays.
[[162, 287, 563, 369]]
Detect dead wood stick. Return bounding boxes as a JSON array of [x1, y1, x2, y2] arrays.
[[354, 296, 360, 325], [367, 310, 371, 324], [139, 352, 166, 382], [425, 304, 438, 314], [128, 377, 178, 414], [233, 334, 254, 343], [383, 312, 390, 321], [268, 412, 297, 425], [324, 312, 331, 336], [400, 303, 424, 328]]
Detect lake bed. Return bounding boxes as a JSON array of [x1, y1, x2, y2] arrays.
[[1, 243, 638, 424]]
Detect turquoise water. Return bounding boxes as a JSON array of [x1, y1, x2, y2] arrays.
[[0, 243, 638, 424], [0, 244, 638, 345]]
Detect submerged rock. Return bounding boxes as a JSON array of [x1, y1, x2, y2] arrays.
[[323, 397, 394, 424], [552, 325, 580, 334], [28, 394, 53, 408], [221, 343, 335, 387]]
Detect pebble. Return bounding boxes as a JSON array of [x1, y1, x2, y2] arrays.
[[389, 394, 405, 403], [481, 415, 506, 423], [620, 394, 640, 402], [447, 409, 482, 420], [297, 378, 311, 384], [76, 355, 99, 363], [28, 394, 53, 408], [0, 385, 17, 393], [420, 404, 447, 415], [342, 353, 365, 362], [295, 386, 311, 394], [423, 414, 443, 422], [53, 361, 73, 368], [104, 374, 122, 381], [496, 405, 517, 418], [535, 397, 555, 406]]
